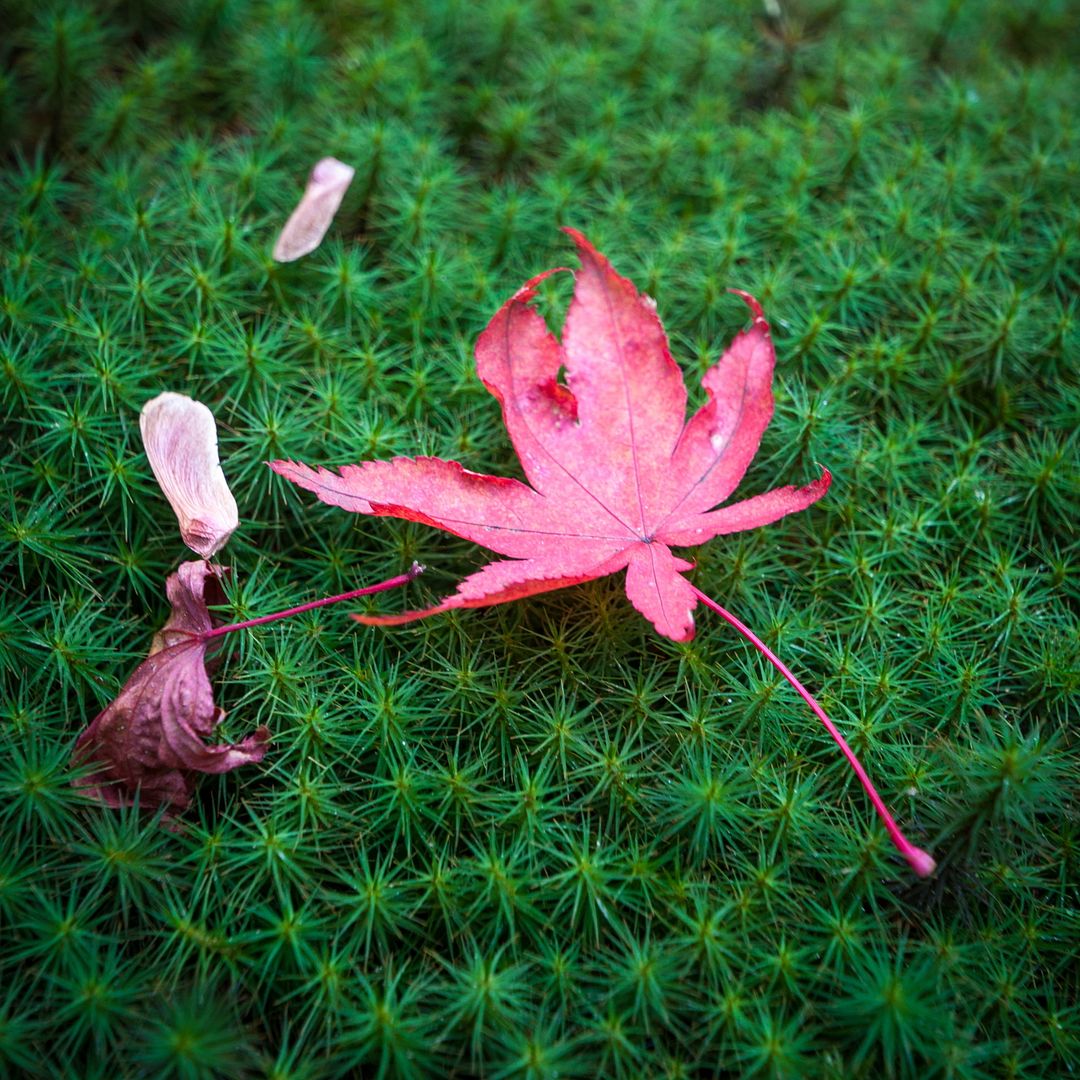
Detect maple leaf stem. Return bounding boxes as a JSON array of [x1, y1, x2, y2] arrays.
[[203, 563, 424, 640], [689, 585, 936, 878]]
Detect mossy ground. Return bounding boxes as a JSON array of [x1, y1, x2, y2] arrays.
[[1, 1, 1078, 1076]]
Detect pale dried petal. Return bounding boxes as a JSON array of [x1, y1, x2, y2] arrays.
[[140, 392, 239, 558], [272, 156, 355, 262]]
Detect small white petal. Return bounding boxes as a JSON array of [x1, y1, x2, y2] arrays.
[[140, 393, 239, 558], [272, 157, 355, 262]]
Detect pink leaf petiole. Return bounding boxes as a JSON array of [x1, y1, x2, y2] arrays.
[[690, 584, 936, 877], [202, 562, 424, 641]]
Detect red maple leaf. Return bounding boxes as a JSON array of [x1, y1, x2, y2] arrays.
[[73, 561, 270, 816], [271, 230, 935, 876], [273, 230, 828, 640]]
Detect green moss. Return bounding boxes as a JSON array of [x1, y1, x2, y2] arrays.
[[1, 0, 1078, 1075]]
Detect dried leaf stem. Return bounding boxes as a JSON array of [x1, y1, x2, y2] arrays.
[[690, 584, 936, 877], [203, 562, 424, 640]]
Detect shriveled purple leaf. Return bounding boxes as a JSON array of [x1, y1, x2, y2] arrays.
[[73, 562, 268, 816]]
